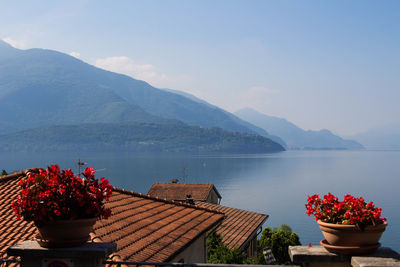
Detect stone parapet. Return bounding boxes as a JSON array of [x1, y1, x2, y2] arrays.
[[7, 240, 116, 267], [289, 246, 400, 267]]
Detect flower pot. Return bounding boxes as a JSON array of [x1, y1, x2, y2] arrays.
[[320, 239, 381, 255], [318, 220, 387, 247], [35, 218, 97, 248]]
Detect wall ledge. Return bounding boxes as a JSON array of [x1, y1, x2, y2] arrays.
[[7, 240, 116, 267], [289, 246, 400, 267]]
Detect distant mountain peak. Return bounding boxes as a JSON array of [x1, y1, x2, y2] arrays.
[[0, 39, 13, 48], [0, 39, 23, 59], [317, 129, 333, 135], [349, 122, 400, 150], [235, 108, 364, 150], [0, 39, 20, 52]]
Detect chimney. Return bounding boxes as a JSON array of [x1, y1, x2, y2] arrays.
[[186, 194, 194, 205]]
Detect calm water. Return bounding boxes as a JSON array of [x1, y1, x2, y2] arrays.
[[1, 150, 399, 250]]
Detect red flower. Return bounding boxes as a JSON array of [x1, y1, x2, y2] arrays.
[[333, 202, 344, 213], [63, 168, 74, 178], [12, 164, 113, 222], [305, 193, 386, 227], [48, 164, 60, 175], [83, 167, 95, 179], [344, 210, 351, 219]]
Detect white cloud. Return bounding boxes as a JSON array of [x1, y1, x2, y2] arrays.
[[1, 37, 27, 49], [69, 51, 81, 58], [94, 56, 173, 87]]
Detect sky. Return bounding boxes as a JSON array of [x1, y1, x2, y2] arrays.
[[0, 0, 399, 136]]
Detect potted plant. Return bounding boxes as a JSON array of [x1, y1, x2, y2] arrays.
[[306, 193, 387, 254], [12, 164, 113, 247]]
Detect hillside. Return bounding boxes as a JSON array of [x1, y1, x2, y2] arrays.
[[0, 123, 285, 153], [235, 108, 364, 150], [161, 88, 286, 146], [0, 40, 272, 138], [0, 42, 165, 134]]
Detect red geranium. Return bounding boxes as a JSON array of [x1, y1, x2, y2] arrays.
[[12, 164, 113, 222], [306, 193, 386, 227]]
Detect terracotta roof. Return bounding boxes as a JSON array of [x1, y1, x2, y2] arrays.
[[148, 183, 222, 202], [0, 170, 224, 263], [195, 201, 268, 250]]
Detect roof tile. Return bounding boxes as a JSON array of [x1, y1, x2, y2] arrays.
[[196, 201, 268, 250], [0, 170, 224, 262], [148, 183, 221, 201], [148, 181, 269, 251]]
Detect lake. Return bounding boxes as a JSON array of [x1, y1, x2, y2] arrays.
[[1, 150, 399, 251]]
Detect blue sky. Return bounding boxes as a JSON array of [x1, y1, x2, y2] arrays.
[[0, 0, 399, 135]]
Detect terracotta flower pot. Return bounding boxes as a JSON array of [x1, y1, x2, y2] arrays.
[[35, 218, 97, 248], [318, 220, 387, 246]]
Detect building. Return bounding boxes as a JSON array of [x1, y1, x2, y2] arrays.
[[0, 169, 225, 263], [196, 201, 267, 258], [147, 182, 268, 258], [148, 182, 222, 204]]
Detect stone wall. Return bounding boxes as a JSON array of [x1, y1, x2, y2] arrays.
[[289, 246, 400, 267]]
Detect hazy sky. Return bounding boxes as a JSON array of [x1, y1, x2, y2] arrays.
[[1, 0, 399, 135]]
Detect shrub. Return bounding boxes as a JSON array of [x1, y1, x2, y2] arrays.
[[207, 232, 254, 264], [258, 224, 301, 264]]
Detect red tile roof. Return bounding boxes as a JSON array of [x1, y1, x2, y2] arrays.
[[0, 170, 224, 262], [148, 183, 222, 202], [195, 201, 268, 250]]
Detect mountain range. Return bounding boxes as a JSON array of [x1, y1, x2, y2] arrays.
[[0, 40, 284, 153], [0, 40, 368, 152], [235, 108, 364, 150], [348, 122, 400, 150]]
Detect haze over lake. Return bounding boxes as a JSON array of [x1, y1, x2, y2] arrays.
[[1, 150, 399, 250]]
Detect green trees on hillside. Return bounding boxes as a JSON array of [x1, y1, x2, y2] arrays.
[[1, 170, 7, 176], [0, 123, 284, 153]]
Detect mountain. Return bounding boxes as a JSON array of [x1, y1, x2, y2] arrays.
[[161, 88, 286, 146], [0, 41, 166, 134], [0, 122, 284, 153], [0, 41, 284, 153], [0, 40, 280, 143], [349, 123, 400, 150], [235, 108, 364, 150]]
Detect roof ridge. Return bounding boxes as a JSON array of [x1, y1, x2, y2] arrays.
[[113, 187, 225, 216], [196, 200, 269, 218], [152, 182, 214, 185]]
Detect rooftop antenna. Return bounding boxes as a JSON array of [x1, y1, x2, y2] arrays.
[[181, 167, 188, 183], [77, 159, 87, 178]]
